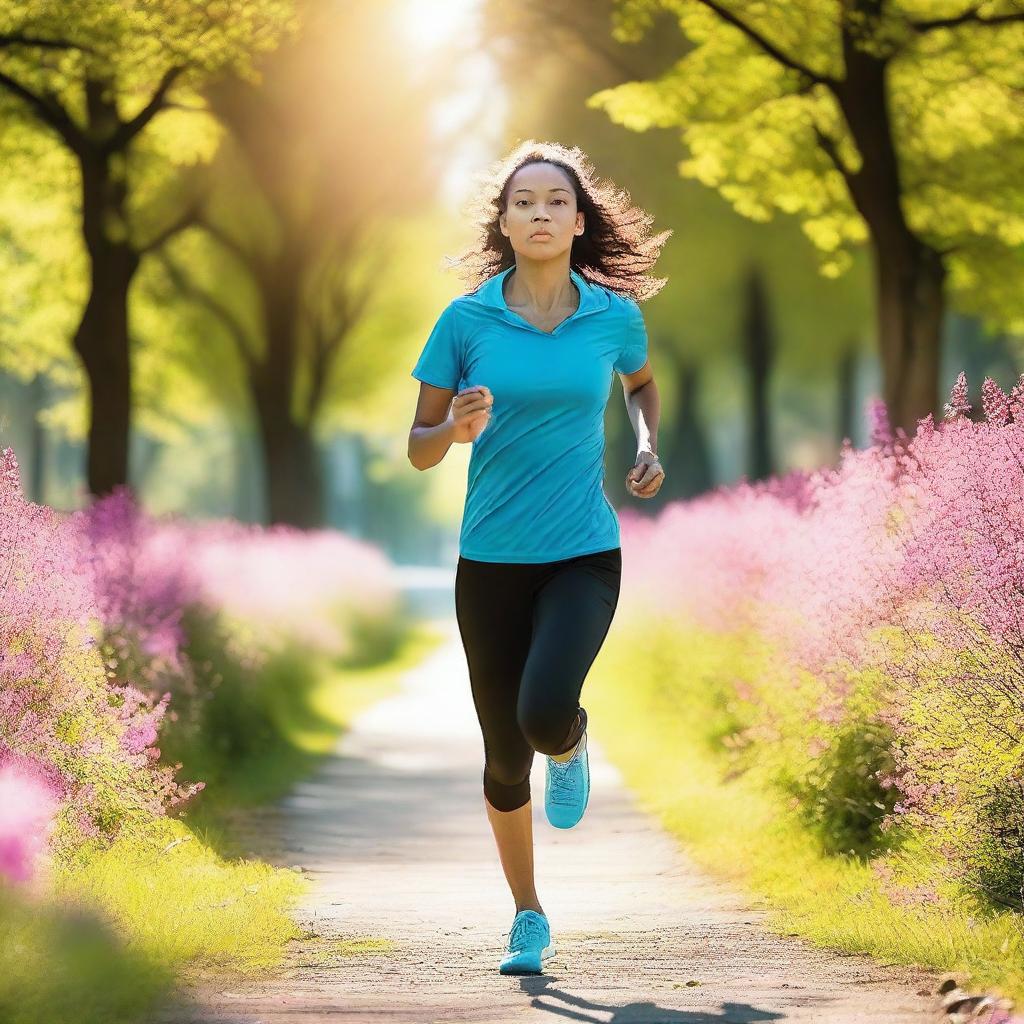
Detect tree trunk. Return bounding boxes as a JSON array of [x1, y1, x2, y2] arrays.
[[836, 37, 945, 436], [743, 263, 774, 481], [837, 340, 857, 446], [72, 148, 139, 497], [253, 405, 324, 527], [251, 273, 325, 528], [664, 355, 714, 498], [873, 241, 944, 432], [28, 372, 47, 503]]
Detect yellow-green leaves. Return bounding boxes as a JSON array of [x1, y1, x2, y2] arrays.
[[597, 0, 1024, 321]]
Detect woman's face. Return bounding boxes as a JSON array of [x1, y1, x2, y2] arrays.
[[498, 162, 584, 260]]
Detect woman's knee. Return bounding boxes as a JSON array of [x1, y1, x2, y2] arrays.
[[518, 701, 581, 756], [482, 761, 531, 812]]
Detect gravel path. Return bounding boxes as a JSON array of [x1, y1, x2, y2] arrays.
[[153, 615, 947, 1024]]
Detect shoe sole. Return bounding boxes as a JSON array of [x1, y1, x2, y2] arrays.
[[499, 942, 556, 975]]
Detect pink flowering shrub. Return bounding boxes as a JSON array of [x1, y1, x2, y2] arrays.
[[1, 445, 402, 883], [619, 371, 1024, 912], [0, 450, 204, 875], [139, 516, 402, 790], [69, 488, 203, 694], [181, 516, 401, 665], [70, 489, 400, 673]]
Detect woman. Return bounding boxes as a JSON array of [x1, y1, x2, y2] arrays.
[[407, 140, 668, 975]]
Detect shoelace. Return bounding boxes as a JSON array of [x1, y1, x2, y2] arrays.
[[547, 743, 584, 805], [508, 913, 547, 952]]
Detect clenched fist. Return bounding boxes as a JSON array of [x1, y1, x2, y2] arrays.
[[626, 449, 665, 499], [450, 385, 493, 444]]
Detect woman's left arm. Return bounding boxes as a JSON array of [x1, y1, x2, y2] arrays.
[[620, 367, 664, 499]]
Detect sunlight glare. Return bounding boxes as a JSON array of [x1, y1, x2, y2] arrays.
[[397, 0, 480, 55]]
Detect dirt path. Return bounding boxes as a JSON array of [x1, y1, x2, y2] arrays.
[[152, 616, 947, 1024]]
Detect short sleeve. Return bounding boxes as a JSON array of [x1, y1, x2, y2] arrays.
[[613, 298, 648, 375], [411, 302, 463, 390]]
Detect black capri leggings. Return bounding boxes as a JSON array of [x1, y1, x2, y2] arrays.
[[454, 545, 621, 813]]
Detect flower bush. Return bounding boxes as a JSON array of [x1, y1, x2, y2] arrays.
[[0, 449, 203, 874], [0, 446, 401, 885], [620, 370, 1024, 912]]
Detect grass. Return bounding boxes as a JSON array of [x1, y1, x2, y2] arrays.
[[1, 614, 448, 1023], [585, 610, 1024, 1002], [56, 816, 308, 975]]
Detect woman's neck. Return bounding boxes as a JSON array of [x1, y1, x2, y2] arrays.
[[504, 260, 578, 315]]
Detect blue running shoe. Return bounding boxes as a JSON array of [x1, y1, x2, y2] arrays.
[[545, 728, 589, 828], [499, 909, 555, 974]]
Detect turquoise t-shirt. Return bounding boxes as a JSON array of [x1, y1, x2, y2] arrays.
[[411, 264, 649, 563]]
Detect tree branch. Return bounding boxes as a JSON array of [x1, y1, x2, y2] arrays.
[[812, 124, 853, 178], [305, 248, 386, 420], [908, 6, 1024, 31], [690, 0, 840, 87], [104, 64, 186, 153], [136, 198, 204, 255], [155, 251, 258, 371], [0, 33, 92, 51], [164, 100, 208, 113], [195, 214, 256, 270], [0, 70, 84, 151]]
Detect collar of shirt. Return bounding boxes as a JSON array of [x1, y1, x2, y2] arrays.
[[468, 264, 610, 335]]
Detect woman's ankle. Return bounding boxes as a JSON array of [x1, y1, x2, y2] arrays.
[[551, 713, 583, 762], [515, 900, 545, 916]]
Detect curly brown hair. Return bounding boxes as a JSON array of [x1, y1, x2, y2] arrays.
[[444, 140, 671, 303]]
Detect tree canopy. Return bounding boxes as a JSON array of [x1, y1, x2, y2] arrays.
[[590, 0, 1024, 330]]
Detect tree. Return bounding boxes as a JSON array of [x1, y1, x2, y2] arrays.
[[155, 0, 445, 526], [589, 0, 1024, 434], [742, 262, 775, 481], [0, 2, 297, 497]]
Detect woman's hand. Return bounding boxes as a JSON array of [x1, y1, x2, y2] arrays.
[[450, 385, 493, 444], [626, 449, 665, 499]]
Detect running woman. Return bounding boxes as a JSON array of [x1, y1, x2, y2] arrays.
[[408, 141, 668, 975]]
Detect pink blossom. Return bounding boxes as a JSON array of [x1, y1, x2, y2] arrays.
[[943, 370, 971, 420], [0, 756, 60, 884], [1, 441, 399, 873], [619, 370, 1024, 892]]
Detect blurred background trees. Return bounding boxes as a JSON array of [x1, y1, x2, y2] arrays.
[[0, 0, 299, 496], [1, 0, 1021, 559]]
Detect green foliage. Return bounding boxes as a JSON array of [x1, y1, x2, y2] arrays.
[[0, 1, 299, 437], [0, 2, 299, 105], [157, 603, 324, 800], [592, 0, 1024, 328], [0, 882, 174, 1024], [0, 131, 84, 427], [972, 775, 1024, 911], [158, 601, 426, 820], [868, 613, 1024, 913], [789, 716, 902, 858]]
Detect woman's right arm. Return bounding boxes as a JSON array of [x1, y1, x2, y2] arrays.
[[408, 383, 492, 470]]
